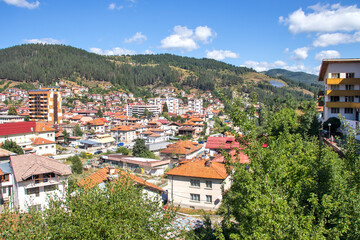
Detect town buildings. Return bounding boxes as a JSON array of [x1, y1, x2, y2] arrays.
[[28, 88, 63, 124], [10, 154, 71, 212], [166, 159, 231, 210], [318, 59, 360, 134]]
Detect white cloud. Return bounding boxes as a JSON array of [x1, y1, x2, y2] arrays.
[[160, 25, 216, 52], [243, 60, 319, 74], [280, 3, 360, 34], [244, 60, 288, 72], [89, 47, 136, 56], [143, 50, 154, 54], [124, 32, 147, 43], [194, 26, 216, 43], [291, 47, 309, 60], [315, 50, 340, 60], [3, 0, 39, 9], [108, 3, 123, 10], [206, 50, 239, 60], [313, 32, 360, 47], [23, 38, 62, 44]]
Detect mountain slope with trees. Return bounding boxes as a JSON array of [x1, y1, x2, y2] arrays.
[[0, 44, 319, 106]]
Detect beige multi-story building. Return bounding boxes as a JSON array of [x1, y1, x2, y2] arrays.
[[28, 88, 62, 124], [318, 59, 360, 133]]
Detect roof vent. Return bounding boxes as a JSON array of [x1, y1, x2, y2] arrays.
[[205, 160, 212, 167]]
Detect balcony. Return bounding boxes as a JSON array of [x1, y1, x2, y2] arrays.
[[326, 78, 360, 85], [24, 177, 61, 188], [326, 90, 360, 96], [325, 102, 360, 108]]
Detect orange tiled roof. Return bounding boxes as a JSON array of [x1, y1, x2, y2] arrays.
[[35, 122, 55, 132], [78, 167, 164, 192], [166, 159, 228, 179], [31, 137, 56, 145], [160, 140, 202, 155], [111, 125, 135, 132]]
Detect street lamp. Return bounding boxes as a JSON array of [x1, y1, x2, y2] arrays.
[[328, 123, 331, 139]]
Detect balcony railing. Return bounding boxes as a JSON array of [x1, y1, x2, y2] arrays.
[[326, 78, 360, 85]]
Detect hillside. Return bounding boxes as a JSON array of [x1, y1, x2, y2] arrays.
[[264, 69, 319, 85], [0, 44, 317, 107]]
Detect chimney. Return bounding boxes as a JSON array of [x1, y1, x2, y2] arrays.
[[108, 166, 116, 175], [205, 160, 212, 167]]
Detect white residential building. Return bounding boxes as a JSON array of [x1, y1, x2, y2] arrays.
[[10, 154, 71, 212], [166, 159, 231, 210]]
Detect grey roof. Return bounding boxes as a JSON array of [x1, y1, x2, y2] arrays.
[[80, 139, 101, 145], [0, 162, 12, 174], [146, 141, 172, 151], [10, 154, 72, 182]]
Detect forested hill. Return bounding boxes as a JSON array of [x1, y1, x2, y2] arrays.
[[0, 44, 254, 91], [0, 44, 318, 106], [264, 68, 319, 85]]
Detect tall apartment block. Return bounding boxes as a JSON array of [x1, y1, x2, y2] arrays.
[[188, 98, 203, 114], [28, 88, 63, 124], [318, 59, 360, 131]]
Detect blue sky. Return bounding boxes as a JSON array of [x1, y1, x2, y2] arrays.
[[1, 0, 360, 74]]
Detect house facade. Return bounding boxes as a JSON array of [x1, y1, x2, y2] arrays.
[[10, 154, 71, 212], [166, 159, 231, 210]]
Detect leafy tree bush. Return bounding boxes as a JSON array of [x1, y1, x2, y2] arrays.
[[1, 140, 23, 154], [73, 124, 83, 137], [67, 155, 83, 174], [116, 147, 130, 155]]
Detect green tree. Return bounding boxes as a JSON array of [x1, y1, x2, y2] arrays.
[[132, 138, 156, 159], [116, 147, 130, 155], [7, 105, 17, 115], [0, 176, 178, 239], [67, 155, 83, 174], [62, 130, 69, 142], [96, 108, 103, 118], [73, 124, 83, 137], [162, 102, 169, 113], [1, 140, 23, 154]]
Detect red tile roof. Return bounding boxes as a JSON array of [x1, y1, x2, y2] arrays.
[[205, 137, 239, 150], [78, 167, 164, 193], [212, 149, 250, 164], [31, 137, 56, 145], [166, 159, 228, 179], [0, 121, 36, 136]]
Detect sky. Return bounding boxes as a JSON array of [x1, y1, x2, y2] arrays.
[[1, 0, 360, 75]]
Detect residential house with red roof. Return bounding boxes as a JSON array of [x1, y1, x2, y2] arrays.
[[10, 154, 71, 212], [166, 159, 231, 210], [0, 122, 56, 155], [78, 166, 164, 201], [160, 140, 204, 161]]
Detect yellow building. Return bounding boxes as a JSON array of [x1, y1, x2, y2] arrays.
[[318, 59, 360, 131], [28, 88, 62, 124]]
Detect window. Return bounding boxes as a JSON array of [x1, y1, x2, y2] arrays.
[[206, 195, 212, 203], [331, 108, 340, 114], [330, 96, 340, 102], [345, 96, 354, 102], [0, 174, 9, 183], [26, 187, 40, 197], [44, 185, 58, 192], [346, 73, 355, 78], [345, 108, 353, 114], [331, 73, 340, 78], [205, 180, 212, 189], [346, 85, 354, 90], [190, 179, 200, 187], [190, 194, 200, 202]]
